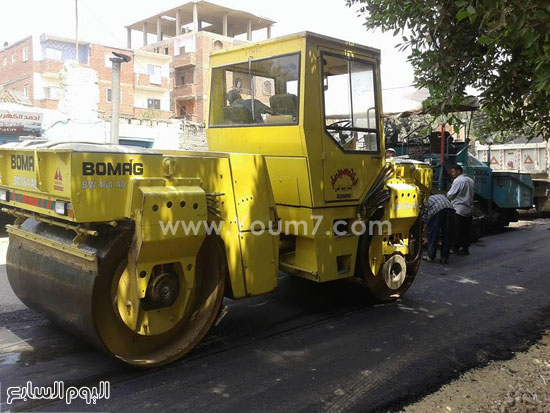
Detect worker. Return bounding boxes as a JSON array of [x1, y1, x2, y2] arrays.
[[386, 148, 396, 159], [447, 165, 475, 255], [422, 194, 454, 264]]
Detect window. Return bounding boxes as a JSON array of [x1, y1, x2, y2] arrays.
[[210, 53, 300, 127], [147, 98, 161, 110], [22, 47, 28, 62], [322, 53, 379, 153], [106, 88, 122, 103], [147, 64, 162, 85], [164, 47, 169, 55], [46, 48, 63, 61], [44, 86, 60, 100], [2, 57, 6, 66], [11, 53, 16, 63], [23, 85, 29, 97]]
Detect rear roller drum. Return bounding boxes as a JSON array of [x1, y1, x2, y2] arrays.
[[7, 219, 226, 367]]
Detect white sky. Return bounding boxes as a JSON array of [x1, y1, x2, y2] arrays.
[[0, 0, 414, 89]]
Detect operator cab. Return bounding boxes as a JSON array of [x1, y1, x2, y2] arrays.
[[207, 32, 385, 206]]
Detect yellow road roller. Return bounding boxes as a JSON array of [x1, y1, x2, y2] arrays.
[[0, 32, 432, 367]]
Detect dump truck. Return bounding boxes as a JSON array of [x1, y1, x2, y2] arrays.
[[419, 134, 533, 229], [0, 32, 432, 367], [386, 112, 534, 232], [475, 138, 548, 212]]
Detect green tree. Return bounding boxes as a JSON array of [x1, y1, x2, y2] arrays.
[[347, 0, 550, 138]]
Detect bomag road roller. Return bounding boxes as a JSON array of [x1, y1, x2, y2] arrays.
[[0, 32, 432, 367]]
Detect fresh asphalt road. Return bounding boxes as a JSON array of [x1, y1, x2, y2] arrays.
[[1, 219, 550, 412]]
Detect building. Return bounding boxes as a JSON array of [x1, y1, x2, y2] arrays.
[[126, 0, 275, 123], [0, 34, 173, 119]]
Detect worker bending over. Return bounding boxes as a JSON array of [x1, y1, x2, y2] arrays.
[[423, 194, 455, 264]]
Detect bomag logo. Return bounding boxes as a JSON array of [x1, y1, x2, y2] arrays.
[[82, 162, 144, 176], [11, 155, 35, 172]]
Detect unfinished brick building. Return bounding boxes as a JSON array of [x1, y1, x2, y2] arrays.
[[126, 0, 275, 123], [0, 34, 172, 119]]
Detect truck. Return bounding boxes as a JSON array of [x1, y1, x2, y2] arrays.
[[0, 32, 432, 367], [475, 138, 549, 212], [387, 122, 534, 234]]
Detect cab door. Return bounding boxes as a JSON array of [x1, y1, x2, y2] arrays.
[[318, 49, 384, 203]]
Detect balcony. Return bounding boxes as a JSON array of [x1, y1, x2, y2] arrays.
[[174, 83, 198, 99], [134, 107, 174, 120], [38, 59, 65, 75], [135, 73, 170, 89], [173, 52, 196, 69]]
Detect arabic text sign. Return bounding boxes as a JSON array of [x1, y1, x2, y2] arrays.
[[0, 110, 43, 135]]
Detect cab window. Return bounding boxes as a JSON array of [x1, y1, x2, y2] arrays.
[[322, 53, 379, 152], [210, 53, 300, 127]]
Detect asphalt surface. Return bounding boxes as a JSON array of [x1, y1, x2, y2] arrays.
[[1, 219, 550, 412]]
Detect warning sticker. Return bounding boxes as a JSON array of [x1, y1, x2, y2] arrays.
[[53, 168, 64, 191], [490, 156, 499, 165], [524, 155, 534, 164]]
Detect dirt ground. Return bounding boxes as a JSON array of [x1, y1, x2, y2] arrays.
[[403, 332, 550, 412]]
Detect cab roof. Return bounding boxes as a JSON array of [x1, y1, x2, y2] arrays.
[[210, 31, 381, 59]]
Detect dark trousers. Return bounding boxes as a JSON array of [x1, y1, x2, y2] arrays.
[[454, 213, 472, 252], [427, 208, 454, 260]]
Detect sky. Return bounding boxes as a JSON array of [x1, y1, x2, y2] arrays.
[[0, 0, 415, 90]]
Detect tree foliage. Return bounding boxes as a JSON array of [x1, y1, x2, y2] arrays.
[[470, 110, 533, 144], [347, 0, 550, 138]]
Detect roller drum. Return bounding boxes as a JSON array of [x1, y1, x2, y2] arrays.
[[6, 219, 225, 367]]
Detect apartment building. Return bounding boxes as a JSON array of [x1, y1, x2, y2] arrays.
[[0, 34, 172, 119], [126, 0, 275, 123]]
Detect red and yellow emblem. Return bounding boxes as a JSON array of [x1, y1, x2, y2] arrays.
[[53, 168, 64, 191]]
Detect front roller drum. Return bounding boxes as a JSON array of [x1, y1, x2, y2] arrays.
[[6, 219, 226, 367], [355, 217, 423, 302]]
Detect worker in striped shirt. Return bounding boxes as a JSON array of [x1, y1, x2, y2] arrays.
[[422, 194, 455, 264]]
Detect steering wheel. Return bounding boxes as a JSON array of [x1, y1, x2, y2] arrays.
[[327, 120, 351, 128], [326, 120, 355, 146]]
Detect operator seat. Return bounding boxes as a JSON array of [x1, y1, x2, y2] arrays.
[[223, 106, 253, 124], [269, 94, 298, 118]]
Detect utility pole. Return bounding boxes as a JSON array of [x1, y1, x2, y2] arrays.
[[110, 52, 131, 145], [75, 0, 79, 63]]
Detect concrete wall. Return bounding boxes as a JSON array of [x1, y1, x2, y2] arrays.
[[179, 123, 207, 151]]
